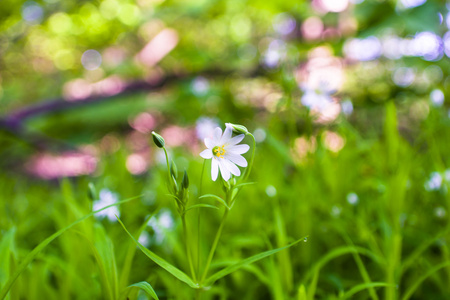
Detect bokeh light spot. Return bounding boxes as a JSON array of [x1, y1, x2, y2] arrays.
[[273, 13, 296, 36], [400, 0, 426, 9], [54, 49, 75, 70], [392, 67, 415, 87], [430, 89, 445, 107], [22, 2, 44, 24], [81, 49, 102, 70], [48, 12, 73, 34], [118, 4, 141, 26], [320, 0, 349, 12], [100, 0, 120, 20], [301, 17, 323, 40]]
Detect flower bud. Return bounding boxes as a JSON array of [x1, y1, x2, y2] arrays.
[[182, 170, 189, 189], [151, 131, 165, 148], [87, 182, 97, 201], [170, 160, 178, 180], [226, 123, 248, 135]]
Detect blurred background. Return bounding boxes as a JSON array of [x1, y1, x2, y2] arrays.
[[1, 0, 450, 299]]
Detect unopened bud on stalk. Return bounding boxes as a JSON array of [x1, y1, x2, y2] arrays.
[[151, 131, 165, 148], [87, 182, 97, 201], [226, 123, 248, 135], [182, 170, 189, 189], [170, 160, 178, 179]]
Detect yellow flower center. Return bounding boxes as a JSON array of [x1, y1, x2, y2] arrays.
[[213, 145, 226, 158]]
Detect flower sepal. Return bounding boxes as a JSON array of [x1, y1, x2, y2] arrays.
[[226, 123, 249, 135], [151, 131, 165, 148]]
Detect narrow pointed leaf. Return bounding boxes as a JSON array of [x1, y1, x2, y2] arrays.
[[0, 195, 142, 300], [0, 228, 15, 290], [199, 194, 230, 209], [402, 261, 450, 300], [120, 213, 157, 290], [116, 218, 199, 289], [341, 282, 394, 299], [204, 236, 307, 286], [185, 204, 219, 213], [234, 182, 256, 188], [121, 281, 159, 300]]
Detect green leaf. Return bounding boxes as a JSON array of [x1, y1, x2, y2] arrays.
[[119, 213, 157, 290], [400, 226, 450, 275], [0, 228, 15, 296], [94, 224, 119, 300], [185, 204, 219, 213], [120, 281, 159, 300], [0, 195, 142, 300], [75, 225, 118, 300], [402, 261, 450, 300], [341, 282, 394, 299], [203, 236, 307, 286], [302, 246, 382, 300], [297, 285, 307, 300], [165, 194, 183, 206], [116, 217, 199, 289], [199, 194, 230, 209], [234, 182, 256, 188]]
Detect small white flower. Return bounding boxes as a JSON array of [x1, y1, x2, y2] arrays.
[[200, 124, 250, 181], [425, 172, 442, 191], [93, 188, 120, 222], [301, 87, 334, 112], [147, 209, 175, 245]]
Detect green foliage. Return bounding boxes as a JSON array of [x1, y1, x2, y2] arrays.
[[1, 0, 450, 299]]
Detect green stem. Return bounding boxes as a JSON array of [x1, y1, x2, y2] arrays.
[[197, 160, 207, 275], [200, 209, 229, 284], [182, 215, 197, 282], [196, 288, 202, 300], [242, 133, 256, 182], [162, 147, 171, 175]]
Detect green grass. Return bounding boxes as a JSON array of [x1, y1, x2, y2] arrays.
[[2, 100, 450, 299]]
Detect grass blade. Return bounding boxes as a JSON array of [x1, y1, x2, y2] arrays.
[[199, 194, 230, 209], [119, 213, 156, 290], [204, 236, 306, 286], [185, 204, 219, 213], [401, 261, 450, 300], [341, 282, 393, 299], [301, 245, 382, 300], [121, 281, 159, 300], [0, 195, 142, 300], [0, 228, 15, 300], [116, 217, 199, 289]]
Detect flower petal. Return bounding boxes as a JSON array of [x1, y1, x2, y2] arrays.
[[225, 153, 247, 167], [218, 158, 231, 181], [200, 149, 213, 159], [228, 144, 250, 154], [222, 159, 240, 176], [220, 125, 232, 144], [227, 134, 245, 146], [213, 127, 222, 144], [204, 137, 214, 149], [211, 158, 219, 181]]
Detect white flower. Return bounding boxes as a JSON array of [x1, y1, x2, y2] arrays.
[[93, 188, 120, 222], [199, 124, 250, 181], [147, 209, 175, 245], [301, 87, 334, 112], [425, 172, 443, 191]]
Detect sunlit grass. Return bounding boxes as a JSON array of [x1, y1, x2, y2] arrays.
[[1, 100, 450, 299]]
